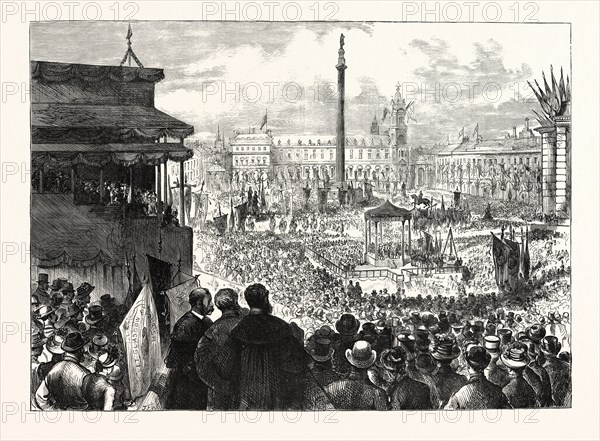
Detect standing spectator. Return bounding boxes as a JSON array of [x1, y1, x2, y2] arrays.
[[541, 336, 571, 406], [445, 345, 511, 409], [325, 341, 388, 410], [32, 273, 51, 306], [195, 288, 244, 410], [501, 342, 537, 408], [483, 336, 510, 388], [431, 334, 468, 407], [214, 283, 309, 410], [388, 347, 432, 410], [165, 288, 214, 410], [35, 332, 91, 410]]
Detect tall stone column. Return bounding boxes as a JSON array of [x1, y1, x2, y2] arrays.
[[555, 118, 570, 212], [335, 34, 346, 185], [536, 126, 557, 215]]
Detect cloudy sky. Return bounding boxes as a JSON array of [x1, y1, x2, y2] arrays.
[[31, 21, 570, 145]]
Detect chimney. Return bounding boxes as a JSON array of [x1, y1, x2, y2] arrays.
[[512, 126, 517, 138], [525, 117, 529, 131]]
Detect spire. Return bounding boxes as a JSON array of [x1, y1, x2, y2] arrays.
[[120, 23, 144, 68]]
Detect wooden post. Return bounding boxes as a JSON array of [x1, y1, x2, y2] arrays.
[[179, 161, 185, 226], [39, 168, 44, 194], [364, 218, 368, 258]]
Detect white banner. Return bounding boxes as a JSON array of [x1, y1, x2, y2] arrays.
[[119, 284, 162, 399]]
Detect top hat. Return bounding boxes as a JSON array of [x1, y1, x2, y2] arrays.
[[526, 324, 546, 343], [310, 339, 335, 362], [472, 320, 484, 334], [431, 334, 460, 361], [380, 347, 405, 371], [100, 294, 114, 304], [396, 329, 416, 352], [49, 279, 62, 291], [38, 273, 49, 284], [465, 345, 491, 371], [98, 351, 118, 369], [501, 343, 529, 369], [483, 335, 501, 354], [541, 336, 561, 355], [497, 328, 513, 345], [61, 332, 88, 352], [92, 333, 109, 347], [336, 313, 360, 336], [85, 305, 106, 325], [345, 340, 376, 369]]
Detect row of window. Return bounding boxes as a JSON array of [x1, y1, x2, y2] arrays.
[[232, 145, 269, 152], [235, 157, 268, 166], [438, 156, 539, 166]]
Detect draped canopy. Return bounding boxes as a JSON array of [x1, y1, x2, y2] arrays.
[[364, 200, 412, 222]]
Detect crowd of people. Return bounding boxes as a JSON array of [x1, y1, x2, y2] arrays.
[[31, 274, 131, 410], [164, 283, 572, 410]]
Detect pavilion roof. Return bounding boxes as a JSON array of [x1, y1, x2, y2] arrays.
[[364, 199, 412, 221]]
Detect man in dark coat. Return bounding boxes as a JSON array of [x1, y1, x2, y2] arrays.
[[195, 288, 243, 410], [541, 336, 571, 406], [214, 283, 309, 410], [445, 345, 512, 409], [431, 334, 468, 407], [165, 287, 214, 410], [325, 340, 388, 410], [386, 347, 432, 410], [501, 342, 538, 408]]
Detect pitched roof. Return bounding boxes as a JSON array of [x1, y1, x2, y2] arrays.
[[364, 199, 412, 220]]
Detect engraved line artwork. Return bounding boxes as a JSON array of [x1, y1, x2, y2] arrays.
[[30, 21, 571, 411]]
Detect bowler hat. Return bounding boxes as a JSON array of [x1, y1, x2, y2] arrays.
[[314, 325, 335, 340], [310, 338, 334, 362], [35, 305, 56, 320], [61, 282, 75, 294], [431, 334, 460, 361], [465, 345, 491, 371], [501, 342, 529, 369], [541, 336, 561, 355], [108, 365, 125, 382], [50, 279, 62, 291], [345, 340, 376, 369], [396, 329, 416, 352], [526, 324, 546, 343], [61, 332, 87, 352], [85, 305, 105, 325], [336, 313, 360, 336]]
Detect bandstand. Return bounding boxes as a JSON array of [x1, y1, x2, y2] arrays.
[[363, 200, 413, 267]]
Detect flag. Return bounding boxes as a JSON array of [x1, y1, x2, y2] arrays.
[[440, 195, 446, 213], [260, 111, 267, 130], [423, 231, 434, 253], [491, 233, 510, 288], [214, 213, 228, 235], [458, 127, 465, 140], [523, 232, 531, 280], [124, 256, 143, 309], [504, 238, 521, 290], [165, 276, 199, 329], [472, 123, 479, 138], [126, 23, 133, 40], [119, 283, 162, 399], [147, 254, 173, 296], [406, 101, 418, 123]]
